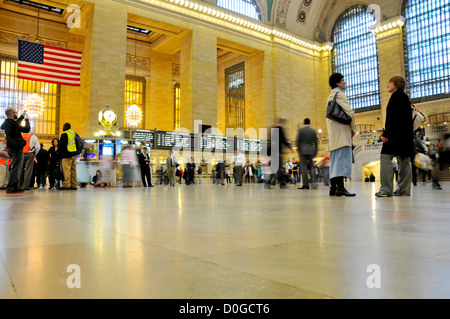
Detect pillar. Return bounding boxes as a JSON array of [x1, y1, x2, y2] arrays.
[[180, 28, 217, 133]]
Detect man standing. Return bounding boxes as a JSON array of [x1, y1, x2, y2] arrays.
[[296, 118, 318, 189], [1, 107, 30, 194], [0, 137, 11, 189], [233, 149, 246, 186], [35, 143, 48, 189], [186, 158, 195, 185], [216, 159, 225, 185], [20, 132, 40, 190], [138, 147, 152, 187], [271, 118, 291, 188], [58, 123, 80, 190], [165, 150, 177, 187], [197, 165, 202, 184]]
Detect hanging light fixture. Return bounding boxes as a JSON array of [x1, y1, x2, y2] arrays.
[[125, 31, 143, 128], [24, 92, 45, 118], [125, 103, 143, 127]]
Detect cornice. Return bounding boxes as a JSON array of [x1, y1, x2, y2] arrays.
[[113, 0, 331, 56]]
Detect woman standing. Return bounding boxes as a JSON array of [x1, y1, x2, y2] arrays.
[[48, 138, 61, 189], [375, 76, 414, 197], [326, 73, 356, 197], [121, 146, 137, 188]]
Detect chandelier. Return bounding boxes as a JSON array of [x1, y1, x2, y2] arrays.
[[24, 93, 45, 118], [125, 103, 143, 127]]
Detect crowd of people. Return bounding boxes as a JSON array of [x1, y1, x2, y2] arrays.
[[0, 107, 82, 194], [1, 73, 448, 195]]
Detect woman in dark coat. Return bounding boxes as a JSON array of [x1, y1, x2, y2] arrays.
[[48, 138, 61, 189], [376, 76, 414, 197]]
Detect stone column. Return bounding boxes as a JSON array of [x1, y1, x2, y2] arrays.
[[83, 0, 128, 135], [148, 53, 173, 131], [180, 28, 217, 133], [375, 25, 405, 127]]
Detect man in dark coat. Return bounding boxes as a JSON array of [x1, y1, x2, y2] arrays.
[[270, 118, 291, 188], [1, 107, 30, 194], [376, 76, 414, 197], [138, 147, 153, 187], [296, 118, 318, 189]]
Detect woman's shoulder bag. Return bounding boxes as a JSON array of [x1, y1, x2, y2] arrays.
[[326, 92, 352, 125]]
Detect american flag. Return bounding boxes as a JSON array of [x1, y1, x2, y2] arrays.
[[17, 40, 81, 86]]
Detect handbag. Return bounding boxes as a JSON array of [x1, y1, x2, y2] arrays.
[[414, 153, 431, 170], [411, 102, 426, 131], [53, 160, 64, 181], [326, 92, 352, 125]]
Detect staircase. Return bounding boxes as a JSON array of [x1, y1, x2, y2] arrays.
[[435, 167, 450, 182]]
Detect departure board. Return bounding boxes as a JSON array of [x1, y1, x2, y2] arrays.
[[156, 131, 192, 149], [130, 129, 155, 143], [235, 138, 263, 153], [201, 135, 234, 152]]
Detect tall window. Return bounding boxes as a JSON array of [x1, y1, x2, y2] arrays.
[[124, 76, 145, 128], [0, 55, 59, 139], [403, 0, 450, 102], [331, 5, 381, 112], [217, 0, 262, 21], [225, 62, 245, 130], [174, 83, 180, 130]]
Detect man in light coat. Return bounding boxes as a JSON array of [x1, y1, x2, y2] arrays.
[[296, 118, 318, 189], [165, 150, 177, 187]]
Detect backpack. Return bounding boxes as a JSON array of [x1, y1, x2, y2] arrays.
[[75, 134, 84, 155]]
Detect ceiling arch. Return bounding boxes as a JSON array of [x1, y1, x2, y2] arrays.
[[270, 0, 405, 42]]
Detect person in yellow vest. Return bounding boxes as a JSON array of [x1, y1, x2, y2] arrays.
[[0, 138, 12, 189], [20, 132, 40, 190], [58, 123, 80, 190]]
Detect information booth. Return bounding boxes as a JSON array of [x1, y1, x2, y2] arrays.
[[77, 137, 153, 187], [77, 128, 267, 186]]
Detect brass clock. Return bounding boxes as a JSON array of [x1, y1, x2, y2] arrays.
[[98, 106, 117, 136]]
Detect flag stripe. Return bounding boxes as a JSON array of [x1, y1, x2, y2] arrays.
[[18, 64, 81, 77], [43, 61, 81, 71], [44, 52, 82, 62], [18, 40, 82, 87], [44, 56, 81, 66], [44, 48, 82, 58], [44, 45, 83, 56], [17, 74, 81, 86], [18, 70, 80, 82]]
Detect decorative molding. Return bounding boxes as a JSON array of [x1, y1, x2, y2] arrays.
[[0, 29, 66, 48], [172, 63, 180, 78], [274, 0, 291, 28], [296, 0, 313, 24], [126, 53, 150, 71]]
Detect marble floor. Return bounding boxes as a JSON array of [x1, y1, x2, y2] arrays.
[[0, 181, 449, 299]]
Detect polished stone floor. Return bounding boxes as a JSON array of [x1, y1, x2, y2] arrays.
[[0, 181, 449, 299]]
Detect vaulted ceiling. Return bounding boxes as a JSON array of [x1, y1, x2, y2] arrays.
[[266, 0, 405, 42]]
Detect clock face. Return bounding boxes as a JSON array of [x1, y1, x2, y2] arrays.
[[104, 110, 117, 122]]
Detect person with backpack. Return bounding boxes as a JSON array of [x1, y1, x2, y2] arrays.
[[58, 123, 82, 190]]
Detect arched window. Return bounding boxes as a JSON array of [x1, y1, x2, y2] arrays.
[[217, 0, 262, 21], [331, 5, 381, 112], [403, 0, 450, 102]]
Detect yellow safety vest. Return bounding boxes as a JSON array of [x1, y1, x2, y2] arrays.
[[64, 129, 77, 152]]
